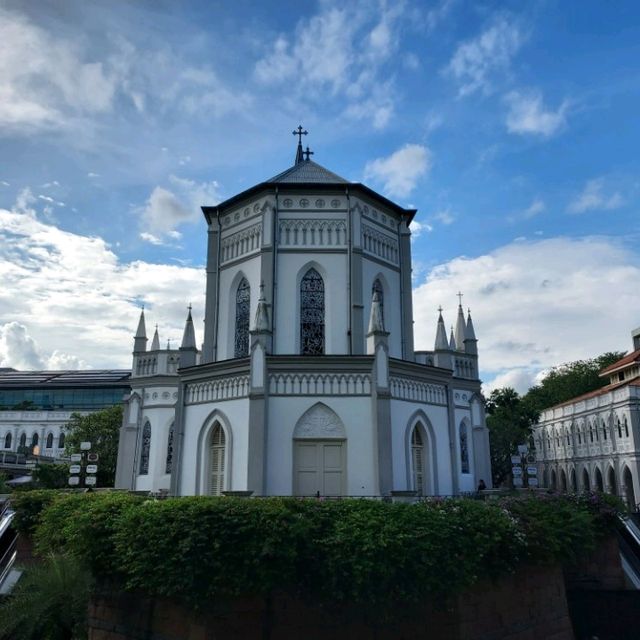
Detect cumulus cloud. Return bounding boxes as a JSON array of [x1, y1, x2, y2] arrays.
[[0, 196, 205, 369], [445, 16, 524, 96], [412, 236, 640, 393], [504, 90, 568, 137], [364, 144, 431, 198], [567, 178, 624, 214], [507, 198, 545, 223], [138, 175, 222, 238]]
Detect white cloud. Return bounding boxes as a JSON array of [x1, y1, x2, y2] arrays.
[[410, 220, 432, 238], [412, 236, 640, 393], [364, 144, 431, 198], [445, 16, 524, 96], [504, 90, 568, 137], [138, 175, 222, 237], [482, 368, 543, 396], [567, 178, 624, 214], [0, 196, 205, 369], [433, 210, 455, 225], [508, 198, 545, 222]]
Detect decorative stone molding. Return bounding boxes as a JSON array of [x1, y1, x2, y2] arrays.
[[362, 224, 398, 264], [136, 357, 157, 376], [453, 357, 475, 379], [269, 373, 371, 396], [278, 219, 347, 248], [390, 377, 446, 405], [185, 375, 250, 404], [293, 403, 346, 438], [221, 222, 262, 263]]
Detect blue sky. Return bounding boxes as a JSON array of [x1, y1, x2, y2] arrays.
[[0, 0, 639, 392]]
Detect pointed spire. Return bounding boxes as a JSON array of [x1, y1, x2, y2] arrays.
[[434, 307, 449, 350], [464, 308, 478, 355], [368, 290, 386, 334], [180, 304, 197, 350], [253, 282, 270, 333], [466, 309, 477, 341], [292, 125, 308, 165], [133, 308, 147, 353], [454, 300, 466, 352], [449, 326, 456, 350], [150, 325, 160, 351]]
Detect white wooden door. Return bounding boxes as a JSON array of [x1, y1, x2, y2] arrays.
[[294, 440, 344, 496]]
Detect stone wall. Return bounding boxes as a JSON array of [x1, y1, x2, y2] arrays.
[[88, 565, 573, 640]]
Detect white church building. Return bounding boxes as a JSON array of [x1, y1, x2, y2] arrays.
[[115, 132, 492, 497]]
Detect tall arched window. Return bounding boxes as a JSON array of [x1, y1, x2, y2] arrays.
[[300, 268, 325, 355], [209, 423, 226, 496], [411, 427, 425, 495], [19, 433, 26, 449], [459, 422, 470, 474], [617, 418, 623, 439], [372, 278, 384, 324], [58, 432, 65, 449], [139, 422, 151, 475], [31, 433, 39, 448], [234, 278, 250, 358], [165, 424, 174, 474], [46, 433, 53, 449], [4, 432, 11, 449]]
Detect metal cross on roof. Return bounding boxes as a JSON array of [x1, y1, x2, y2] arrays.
[[457, 291, 464, 306], [292, 125, 308, 144], [303, 146, 314, 161], [438, 305, 443, 314]]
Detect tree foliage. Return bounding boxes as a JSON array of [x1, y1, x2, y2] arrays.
[[64, 405, 122, 487], [524, 351, 625, 413], [32, 464, 70, 489]]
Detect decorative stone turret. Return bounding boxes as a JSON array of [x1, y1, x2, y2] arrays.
[[454, 303, 467, 353], [434, 308, 452, 369], [449, 326, 456, 351], [179, 306, 198, 368], [133, 309, 147, 354], [464, 309, 478, 356], [150, 325, 160, 351]]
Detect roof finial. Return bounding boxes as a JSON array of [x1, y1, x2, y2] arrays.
[[303, 146, 314, 161], [457, 291, 463, 306], [292, 125, 308, 165]]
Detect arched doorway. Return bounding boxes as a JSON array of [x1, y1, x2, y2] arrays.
[[607, 467, 617, 495], [560, 469, 567, 492], [542, 468, 548, 488], [570, 468, 577, 492], [550, 469, 557, 490], [582, 468, 591, 492], [623, 467, 636, 510], [595, 467, 604, 492]]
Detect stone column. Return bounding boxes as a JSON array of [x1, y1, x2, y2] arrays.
[[203, 217, 221, 364]]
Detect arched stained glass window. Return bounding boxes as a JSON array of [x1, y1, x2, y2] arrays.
[[234, 278, 251, 358], [209, 423, 226, 496], [165, 424, 174, 474], [411, 427, 424, 495], [139, 422, 151, 475], [46, 433, 53, 449], [372, 278, 384, 323], [460, 422, 470, 474], [4, 432, 11, 449], [58, 432, 65, 449], [300, 268, 325, 355]]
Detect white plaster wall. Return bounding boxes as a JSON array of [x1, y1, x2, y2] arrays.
[[217, 255, 262, 361], [178, 398, 250, 495], [361, 259, 402, 358], [134, 404, 174, 493], [274, 252, 349, 355], [265, 396, 375, 495], [454, 407, 475, 492], [389, 400, 452, 495], [0, 411, 83, 455]]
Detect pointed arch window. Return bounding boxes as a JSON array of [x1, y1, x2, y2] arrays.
[[372, 278, 384, 324], [624, 416, 629, 438], [19, 433, 26, 450], [46, 433, 53, 449], [411, 427, 425, 495], [4, 432, 11, 449], [165, 424, 174, 474], [139, 422, 151, 475], [58, 432, 65, 449], [234, 278, 251, 358], [617, 418, 622, 439], [31, 433, 39, 448], [459, 422, 470, 474], [209, 423, 226, 496], [300, 268, 325, 355]]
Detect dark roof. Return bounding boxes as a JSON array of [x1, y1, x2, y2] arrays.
[[268, 160, 349, 184], [599, 348, 640, 375], [0, 370, 131, 388]]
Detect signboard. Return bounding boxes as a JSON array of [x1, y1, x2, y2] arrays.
[[513, 477, 524, 487], [87, 453, 99, 462], [528, 478, 539, 487], [512, 466, 523, 476], [85, 476, 97, 486], [68, 476, 80, 486], [70, 453, 82, 462], [69, 465, 81, 474], [80, 441, 91, 451], [526, 454, 536, 464], [511, 455, 521, 464], [527, 466, 538, 475], [517, 445, 528, 455], [86, 464, 98, 474]]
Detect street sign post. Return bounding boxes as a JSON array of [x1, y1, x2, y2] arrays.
[[86, 464, 98, 474], [513, 477, 524, 487], [80, 441, 91, 451], [85, 476, 97, 486], [70, 453, 82, 462], [511, 455, 521, 464], [527, 466, 538, 476], [512, 466, 523, 476], [68, 476, 80, 486], [87, 453, 99, 462], [528, 478, 539, 487], [69, 465, 81, 474]]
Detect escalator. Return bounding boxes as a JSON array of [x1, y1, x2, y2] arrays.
[[0, 499, 20, 595], [618, 514, 640, 589]]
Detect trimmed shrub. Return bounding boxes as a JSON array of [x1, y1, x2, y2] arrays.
[[11, 490, 59, 536]]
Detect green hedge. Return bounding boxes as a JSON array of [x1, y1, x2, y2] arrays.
[[20, 492, 621, 616]]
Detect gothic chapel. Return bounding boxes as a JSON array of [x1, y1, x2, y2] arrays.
[[115, 130, 492, 496]]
